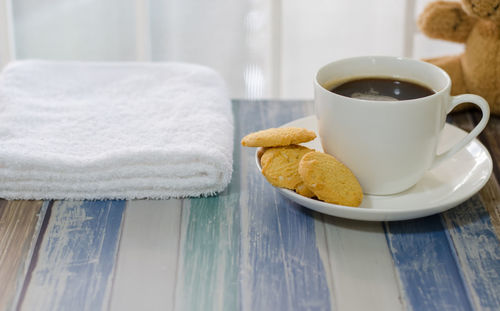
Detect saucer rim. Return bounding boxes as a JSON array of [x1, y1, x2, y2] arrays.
[[254, 115, 493, 221]]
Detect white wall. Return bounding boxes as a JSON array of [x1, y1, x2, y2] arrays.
[[0, 0, 15, 68], [4, 0, 464, 99]]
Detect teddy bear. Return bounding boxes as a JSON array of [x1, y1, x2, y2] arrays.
[[418, 0, 500, 115]]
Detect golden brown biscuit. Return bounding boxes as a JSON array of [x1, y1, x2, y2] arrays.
[[260, 145, 314, 193], [295, 182, 315, 198], [298, 151, 363, 207], [241, 127, 316, 147]]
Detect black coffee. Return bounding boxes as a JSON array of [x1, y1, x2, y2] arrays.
[[330, 77, 434, 101]]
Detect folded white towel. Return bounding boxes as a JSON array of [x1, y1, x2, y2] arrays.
[[0, 61, 233, 200]]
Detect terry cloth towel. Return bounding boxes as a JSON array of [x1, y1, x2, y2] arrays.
[[0, 61, 233, 200]]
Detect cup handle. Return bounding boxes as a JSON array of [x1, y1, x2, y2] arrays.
[[431, 94, 490, 169]]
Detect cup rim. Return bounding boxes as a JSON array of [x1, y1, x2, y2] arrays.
[[315, 55, 451, 103]]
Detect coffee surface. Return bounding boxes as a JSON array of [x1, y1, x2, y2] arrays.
[[330, 77, 434, 101]]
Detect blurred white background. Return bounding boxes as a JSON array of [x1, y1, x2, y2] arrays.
[[0, 0, 464, 99]]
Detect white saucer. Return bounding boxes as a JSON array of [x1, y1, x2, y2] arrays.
[[255, 115, 493, 221]]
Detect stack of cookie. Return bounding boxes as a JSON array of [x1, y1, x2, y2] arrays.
[[242, 127, 363, 207]]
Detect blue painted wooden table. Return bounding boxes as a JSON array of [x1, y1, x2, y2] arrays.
[[1, 100, 499, 311]]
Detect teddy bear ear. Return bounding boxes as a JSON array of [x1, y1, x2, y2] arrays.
[[461, 0, 500, 20], [460, 0, 475, 16]]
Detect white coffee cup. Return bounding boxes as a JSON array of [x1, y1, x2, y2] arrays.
[[314, 56, 490, 195]]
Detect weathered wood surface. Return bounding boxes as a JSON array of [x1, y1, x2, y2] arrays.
[[0, 101, 498, 311], [108, 200, 182, 311], [0, 200, 47, 311], [383, 112, 500, 311], [386, 214, 474, 311], [238, 101, 332, 310], [319, 217, 402, 310], [444, 112, 500, 310], [19, 200, 125, 311]]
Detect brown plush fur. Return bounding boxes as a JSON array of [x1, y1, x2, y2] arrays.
[[418, 0, 500, 115]]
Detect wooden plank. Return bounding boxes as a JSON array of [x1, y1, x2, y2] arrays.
[[479, 176, 500, 237], [175, 195, 240, 311], [385, 215, 473, 311], [320, 216, 403, 311], [441, 194, 500, 310], [311, 214, 336, 308], [0, 200, 47, 311], [174, 102, 242, 311], [384, 111, 499, 311], [473, 113, 500, 234], [238, 101, 331, 310], [108, 199, 182, 311], [448, 111, 500, 234], [19, 200, 126, 311], [240, 158, 331, 310], [439, 104, 500, 310]]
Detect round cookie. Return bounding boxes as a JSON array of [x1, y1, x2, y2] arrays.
[[295, 182, 315, 198], [260, 145, 314, 193], [298, 151, 363, 207], [241, 127, 316, 147]]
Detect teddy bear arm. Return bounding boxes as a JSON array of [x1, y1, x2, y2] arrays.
[[418, 1, 477, 43]]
